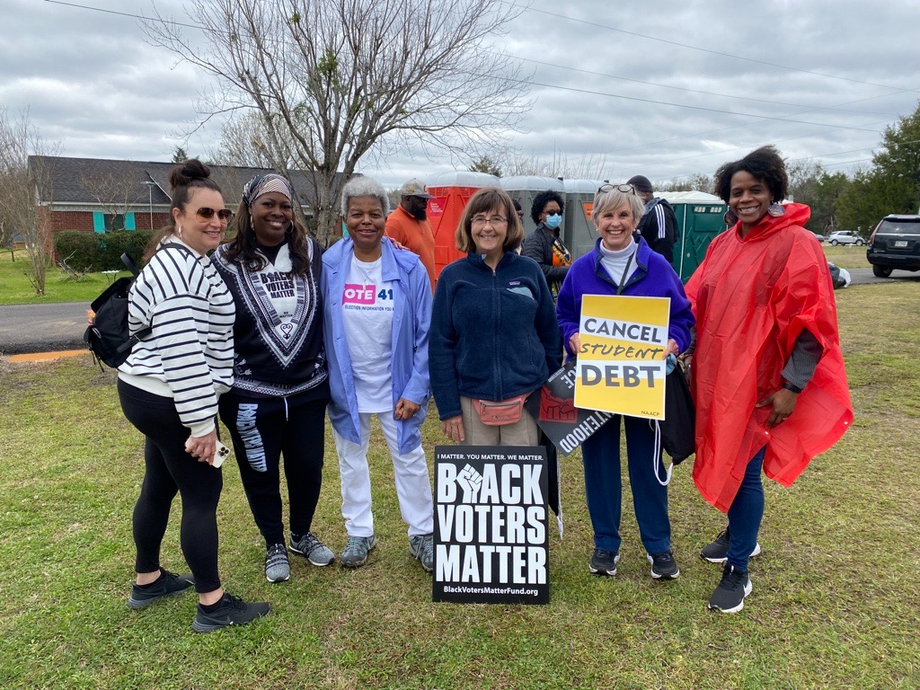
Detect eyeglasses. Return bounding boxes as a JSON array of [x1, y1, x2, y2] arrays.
[[596, 184, 637, 195], [472, 214, 508, 226], [197, 207, 233, 223]]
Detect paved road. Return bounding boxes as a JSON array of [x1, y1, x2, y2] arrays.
[[0, 301, 90, 355], [0, 268, 917, 355]]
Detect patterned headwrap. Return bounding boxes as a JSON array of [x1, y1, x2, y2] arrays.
[[242, 173, 294, 207]]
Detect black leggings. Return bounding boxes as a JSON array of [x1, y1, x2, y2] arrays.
[[118, 380, 222, 593], [219, 383, 328, 547]]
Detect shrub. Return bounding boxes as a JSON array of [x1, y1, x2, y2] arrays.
[[53, 231, 97, 271], [53, 230, 155, 271]]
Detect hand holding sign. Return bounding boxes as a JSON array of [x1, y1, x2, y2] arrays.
[[574, 295, 671, 419]]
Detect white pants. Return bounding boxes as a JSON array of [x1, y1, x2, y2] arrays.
[[333, 412, 434, 538]]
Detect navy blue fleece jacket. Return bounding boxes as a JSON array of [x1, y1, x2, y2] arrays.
[[429, 252, 562, 420]]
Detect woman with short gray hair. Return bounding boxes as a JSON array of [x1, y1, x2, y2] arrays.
[[556, 182, 694, 583], [321, 176, 435, 573]]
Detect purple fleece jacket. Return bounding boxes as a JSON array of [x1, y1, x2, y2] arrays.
[[556, 237, 694, 357]]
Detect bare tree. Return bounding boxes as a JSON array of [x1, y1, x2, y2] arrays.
[[502, 147, 611, 181], [208, 110, 294, 169], [78, 168, 144, 231], [660, 172, 714, 194], [145, 0, 531, 245], [0, 109, 60, 295]]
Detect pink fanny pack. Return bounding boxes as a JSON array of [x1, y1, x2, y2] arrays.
[[472, 394, 529, 426]]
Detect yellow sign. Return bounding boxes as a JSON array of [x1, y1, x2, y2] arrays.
[[573, 295, 670, 419]]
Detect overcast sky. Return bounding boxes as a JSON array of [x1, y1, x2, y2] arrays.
[[3, 0, 919, 190]]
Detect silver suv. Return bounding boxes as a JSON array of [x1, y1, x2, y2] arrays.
[[867, 215, 920, 277], [827, 230, 865, 246]]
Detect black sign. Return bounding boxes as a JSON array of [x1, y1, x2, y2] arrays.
[[531, 360, 613, 455], [433, 446, 549, 605]]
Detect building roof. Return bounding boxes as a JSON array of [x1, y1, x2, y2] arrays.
[[28, 155, 349, 210]]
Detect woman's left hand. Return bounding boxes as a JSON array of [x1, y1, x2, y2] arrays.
[[665, 338, 679, 357], [394, 398, 420, 421], [756, 388, 798, 428]]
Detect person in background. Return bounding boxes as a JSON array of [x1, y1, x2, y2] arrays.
[[386, 178, 437, 292], [430, 187, 561, 447], [322, 176, 435, 572], [214, 173, 334, 585], [556, 183, 694, 581], [511, 198, 525, 254], [626, 174, 678, 264], [522, 190, 572, 296], [686, 146, 852, 613], [118, 159, 269, 633]]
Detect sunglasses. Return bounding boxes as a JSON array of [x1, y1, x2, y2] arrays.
[[596, 183, 637, 195], [197, 207, 233, 223]]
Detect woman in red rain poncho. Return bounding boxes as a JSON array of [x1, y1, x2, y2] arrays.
[[685, 146, 852, 614]]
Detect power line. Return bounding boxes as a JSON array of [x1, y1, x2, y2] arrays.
[[43, 0, 909, 135], [510, 53, 900, 118], [512, 1, 919, 93], [43, 0, 202, 29], [503, 75, 885, 133]]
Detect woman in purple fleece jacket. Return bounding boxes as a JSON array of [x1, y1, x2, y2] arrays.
[[556, 184, 694, 582]]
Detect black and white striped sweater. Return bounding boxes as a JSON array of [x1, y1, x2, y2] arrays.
[[118, 240, 235, 436]]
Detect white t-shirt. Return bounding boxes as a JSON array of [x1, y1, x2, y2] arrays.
[[342, 256, 395, 412]]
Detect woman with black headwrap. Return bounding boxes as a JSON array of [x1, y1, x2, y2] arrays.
[[214, 173, 334, 584]]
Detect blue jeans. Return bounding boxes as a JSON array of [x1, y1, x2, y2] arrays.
[[726, 446, 766, 570], [581, 415, 671, 555]]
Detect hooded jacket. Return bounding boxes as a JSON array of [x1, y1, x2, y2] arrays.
[[685, 203, 853, 512]]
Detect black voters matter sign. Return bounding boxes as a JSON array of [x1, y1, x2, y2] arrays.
[[433, 446, 549, 605]]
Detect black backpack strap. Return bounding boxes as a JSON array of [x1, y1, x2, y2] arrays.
[[121, 253, 141, 277]]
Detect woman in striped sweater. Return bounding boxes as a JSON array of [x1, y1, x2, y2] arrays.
[[117, 159, 269, 633]]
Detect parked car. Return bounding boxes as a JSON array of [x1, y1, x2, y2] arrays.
[[813, 232, 825, 243], [827, 230, 865, 246], [867, 214, 920, 277]]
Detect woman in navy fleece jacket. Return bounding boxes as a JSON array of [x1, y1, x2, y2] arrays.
[[429, 187, 562, 447], [556, 184, 694, 582]]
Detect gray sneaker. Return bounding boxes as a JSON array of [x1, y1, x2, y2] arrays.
[[265, 543, 290, 583], [341, 535, 376, 568], [290, 531, 335, 566], [409, 534, 434, 573]]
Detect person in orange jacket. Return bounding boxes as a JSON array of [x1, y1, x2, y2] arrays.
[[386, 178, 436, 292]]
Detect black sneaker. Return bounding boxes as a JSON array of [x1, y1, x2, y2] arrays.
[[700, 528, 761, 563], [707, 564, 752, 613], [127, 568, 194, 609], [647, 550, 680, 579], [192, 593, 271, 633], [589, 549, 620, 576]]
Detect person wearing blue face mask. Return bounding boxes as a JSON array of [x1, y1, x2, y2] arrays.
[[522, 190, 572, 297]]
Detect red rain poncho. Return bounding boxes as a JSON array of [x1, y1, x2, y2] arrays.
[[685, 203, 853, 512]]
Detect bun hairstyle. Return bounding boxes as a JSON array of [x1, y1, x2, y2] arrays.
[[145, 158, 223, 260]]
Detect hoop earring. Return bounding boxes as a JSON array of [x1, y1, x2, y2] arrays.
[[767, 202, 785, 217], [723, 210, 738, 226], [176, 225, 183, 239], [285, 221, 294, 236]]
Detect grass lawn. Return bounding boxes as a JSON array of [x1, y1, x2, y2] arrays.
[[0, 243, 874, 307], [0, 252, 125, 305], [822, 244, 870, 269], [1, 285, 919, 689]]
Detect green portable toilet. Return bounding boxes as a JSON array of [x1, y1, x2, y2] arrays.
[[563, 179, 606, 260], [657, 191, 726, 281]]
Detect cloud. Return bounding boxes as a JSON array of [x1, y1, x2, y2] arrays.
[[3, 0, 918, 188]]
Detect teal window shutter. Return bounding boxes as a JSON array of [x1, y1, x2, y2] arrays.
[[92, 211, 105, 234], [125, 212, 136, 230]]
